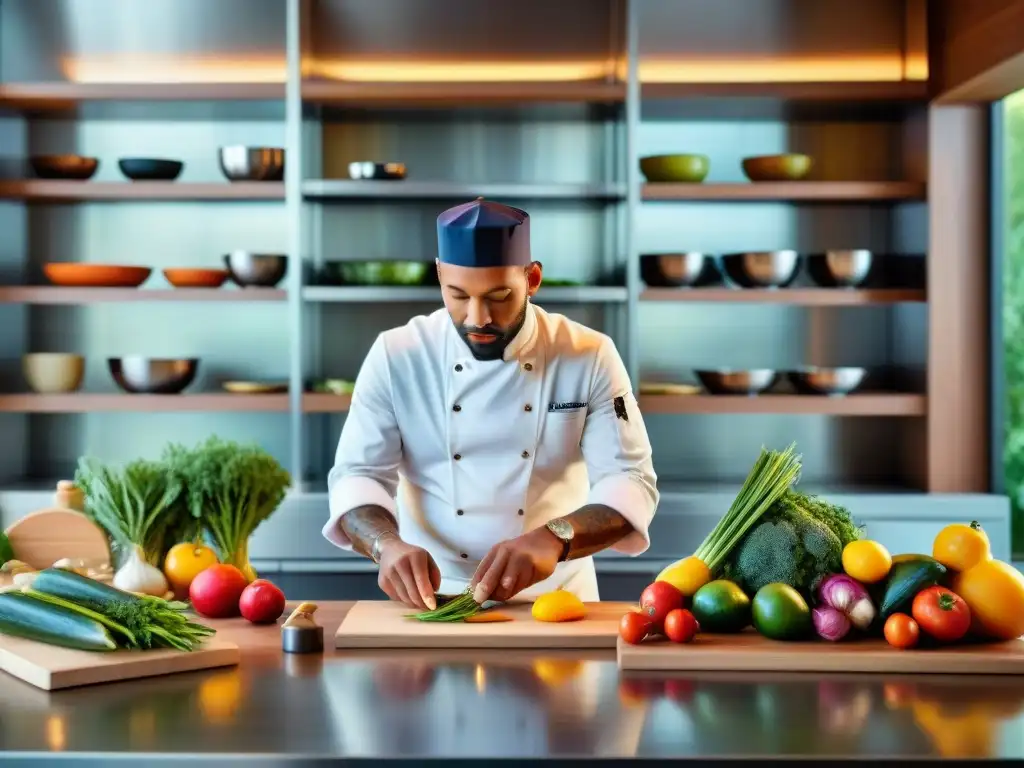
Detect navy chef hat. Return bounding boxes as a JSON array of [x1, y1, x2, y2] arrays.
[[436, 197, 531, 268]]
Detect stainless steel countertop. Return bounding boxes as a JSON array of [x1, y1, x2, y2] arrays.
[[0, 603, 1021, 763]]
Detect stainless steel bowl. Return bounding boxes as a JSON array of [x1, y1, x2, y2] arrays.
[[218, 146, 285, 182], [348, 161, 407, 181], [806, 250, 874, 288], [720, 251, 800, 289], [108, 357, 198, 394], [640, 253, 715, 287], [224, 251, 288, 287], [788, 366, 867, 396], [695, 369, 778, 396]]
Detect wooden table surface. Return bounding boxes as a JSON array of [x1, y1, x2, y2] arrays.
[[0, 601, 1020, 764]]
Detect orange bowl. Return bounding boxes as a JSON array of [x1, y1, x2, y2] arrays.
[[163, 268, 230, 288], [43, 263, 152, 288]]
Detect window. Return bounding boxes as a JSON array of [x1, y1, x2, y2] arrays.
[[1000, 88, 1024, 556]]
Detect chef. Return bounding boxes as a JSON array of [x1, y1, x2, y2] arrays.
[[322, 198, 658, 609]]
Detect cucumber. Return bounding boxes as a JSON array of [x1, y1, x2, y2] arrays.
[[879, 554, 948, 619], [0, 592, 117, 651], [32, 567, 144, 610]]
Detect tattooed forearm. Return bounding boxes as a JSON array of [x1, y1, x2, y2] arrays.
[[338, 504, 400, 560], [560, 504, 635, 560]]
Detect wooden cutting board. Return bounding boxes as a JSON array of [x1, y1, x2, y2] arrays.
[[336, 600, 633, 649], [617, 630, 1024, 675], [4, 507, 111, 570], [0, 634, 240, 690]]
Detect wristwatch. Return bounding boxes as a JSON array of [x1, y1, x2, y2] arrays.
[[370, 531, 397, 564], [545, 518, 574, 562]]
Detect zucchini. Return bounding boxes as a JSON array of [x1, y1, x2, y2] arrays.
[[0, 592, 117, 651], [879, 553, 948, 618], [32, 567, 143, 610]]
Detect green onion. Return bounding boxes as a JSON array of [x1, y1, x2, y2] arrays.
[[694, 443, 803, 573], [407, 590, 482, 622]]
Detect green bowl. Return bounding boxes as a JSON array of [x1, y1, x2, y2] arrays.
[[639, 154, 710, 183], [323, 260, 431, 286], [741, 154, 813, 182]]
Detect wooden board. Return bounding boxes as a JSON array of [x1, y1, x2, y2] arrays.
[[616, 630, 1024, 675], [0, 635, 240, 690], [336, 600, 633, 649], [4, 508, 111, 570]]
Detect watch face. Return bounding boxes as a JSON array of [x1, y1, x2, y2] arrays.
[[548, 519, 574, 540]]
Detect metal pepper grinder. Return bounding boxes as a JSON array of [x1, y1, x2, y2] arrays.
[[281, 602, 325, 654]]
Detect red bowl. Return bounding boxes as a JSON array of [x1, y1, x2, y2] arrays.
[[162, 268, 229, 288]]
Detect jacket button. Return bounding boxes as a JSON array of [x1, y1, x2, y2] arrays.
[[452, 404, 461, 412], [454, 364, 463, 372], [517, 509, 524, 516], [521, 450, 530, 459], [453, 453, 462, 461], [524, 404, 532, 412], [456, 509, 464, 516], [460, 552, 468, 559], [523, 363, 533, 371]]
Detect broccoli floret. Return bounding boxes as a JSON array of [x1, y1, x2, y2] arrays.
[[722, 489, 862, 599]]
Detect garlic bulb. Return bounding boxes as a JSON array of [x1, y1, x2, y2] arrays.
[[112, 545, 169, 596]]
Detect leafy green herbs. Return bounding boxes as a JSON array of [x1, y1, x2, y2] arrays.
[[162, 436, 291, 581]]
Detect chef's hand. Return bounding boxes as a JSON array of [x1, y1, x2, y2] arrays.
[[378, 538, 441, 611], [470, 527, 564, 604]]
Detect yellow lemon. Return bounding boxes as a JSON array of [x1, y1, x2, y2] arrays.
[[841, 540, 892, 583], [656, 556, 712, 597]]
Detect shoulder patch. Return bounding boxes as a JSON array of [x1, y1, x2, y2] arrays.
[[613, 395, 628, 422]]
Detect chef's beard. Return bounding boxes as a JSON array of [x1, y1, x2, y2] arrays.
[[454, 297, 529, 361]]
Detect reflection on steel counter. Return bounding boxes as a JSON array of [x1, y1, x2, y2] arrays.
[[322, 656, 646, 758], [618, 671, 1024, 759]]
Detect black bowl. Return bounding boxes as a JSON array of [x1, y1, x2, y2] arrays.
[[118, 158, 184, 181]]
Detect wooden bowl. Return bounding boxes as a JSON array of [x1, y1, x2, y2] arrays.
[[44, 263, 152, 288], [30, 155, 99, 180], [162, 268, 229, 288], [741, 154, 813, 182], [639, 154, 710, 183]]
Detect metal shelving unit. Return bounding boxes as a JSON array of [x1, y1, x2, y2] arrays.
[[0, 0, 939, 494]]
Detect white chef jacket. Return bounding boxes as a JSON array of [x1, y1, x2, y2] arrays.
[[322, 302, 659, 601]]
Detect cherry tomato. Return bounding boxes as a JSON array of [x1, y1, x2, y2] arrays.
[[663, 608, 699, 644], [639, 581, 684, 629], [911, 586, 972, 643], [884, 613, 921, 649], [619, 610, 654, 645]]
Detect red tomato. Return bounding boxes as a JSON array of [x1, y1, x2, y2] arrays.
[[663, 608, 699, 643], [619, 611, 653, 645], [884, 613, 920, 649], [239, 579, 286, 624], [912, 586, 972, 642], [189, 564, 248, 618], [639, 581, 684, 628]]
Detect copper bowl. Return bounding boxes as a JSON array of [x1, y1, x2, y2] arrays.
[[741, 154, 813, 182], [30, 155, 99, 180], [44, 263, 152, 288], [162, 268, 229, 288]]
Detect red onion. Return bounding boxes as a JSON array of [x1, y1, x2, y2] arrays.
[[818, 573, 876, 630], [813, 605, 852, 641]]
